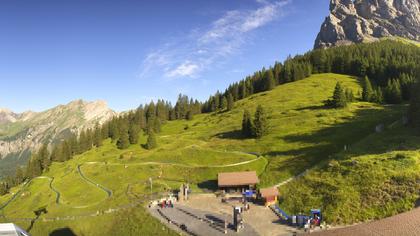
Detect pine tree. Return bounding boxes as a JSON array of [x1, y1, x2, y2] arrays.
[[221, 96, 227, 110], [242, 110, 254, 138], [26, 154, 42, 178], [146, 131, 157, 150], [117, 123, 130, 149], [400, 74, 414, 101], [86, 128, 93, 150], [109, 120, 120, 141], [50, 145, 62, 162], [117, 132, 130, 149], [372, 87, 384, 104], [61, 141, 72, 161], [186, 111, 193, 120], [15, 167, 25, 184], [332, 82, 348, 108], [385, 79, 402, 104], [78, 130, 88, 152], [227, 94, 234, 111], [128, 124, 140, 144], [38, 144, 50, 171], [263, 70, 276, 91], [154, 118, 161, 133], [362, 76, 374, 102], [253, 105, 269, 139], [94, 125, 103, 147], [345, 88, 354, 102], [0, 182, 8, 195]]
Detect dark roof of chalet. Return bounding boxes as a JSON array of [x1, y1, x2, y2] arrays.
[[259, 187, 279, 198], [218, 171, 259, 187]]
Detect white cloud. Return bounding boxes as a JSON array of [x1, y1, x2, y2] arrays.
[[166, 61, 200, 78], [139, 0, 291, 80]]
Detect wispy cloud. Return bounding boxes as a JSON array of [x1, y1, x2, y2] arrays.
[[139, 0, 291, 80]]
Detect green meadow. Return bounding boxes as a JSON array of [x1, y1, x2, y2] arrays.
[[0, 73, 416, 235]]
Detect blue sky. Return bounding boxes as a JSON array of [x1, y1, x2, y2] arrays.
[[0, 0, 329, 112]]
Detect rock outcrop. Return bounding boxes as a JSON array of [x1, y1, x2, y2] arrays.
[[314, 0, 420, 49]]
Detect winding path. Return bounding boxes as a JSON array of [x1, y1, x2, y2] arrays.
[[77, 164, 113, 197], [0, 152, 264, 222], [0, 176, 60, 211]]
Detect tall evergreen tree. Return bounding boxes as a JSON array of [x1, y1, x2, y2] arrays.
[[345, 88, 354, 102], [15, 167, 25, 184], [332, 82, 348, 108], [117, 123, 130, 149], [384, 79, 402, 104], [372, 87, 384, 104], [227, 94, 234, 111], [50, 145, 62, 162], [154, 118, 161, 133], [38, 144, 50, 171], [253, 105, 270, 139], [128, 124, 140, 145], [221, 96, 228, 110], [186, 111, 193, 120], [94, 124, 103, 147], [117, 132, 130, 149], [0, 182, 8, 195], [146, 131, 157, 150], [362, 76, 374, 102], [263, 70, 276, 91], [242, 110, 254, 138]]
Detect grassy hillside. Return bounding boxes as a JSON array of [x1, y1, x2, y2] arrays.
[[0, 73, 412, 235], [280, 122, 420, 224]]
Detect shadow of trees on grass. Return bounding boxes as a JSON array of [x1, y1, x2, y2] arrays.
[[50, 228, 77, 236], [214, 130, 248, 140], [263, 106, 407, 177]]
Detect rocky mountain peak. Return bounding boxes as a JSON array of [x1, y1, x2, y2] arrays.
[[314, 0, 420, 49], [0, 108, 18, 124], [0, 99, 117, 176]]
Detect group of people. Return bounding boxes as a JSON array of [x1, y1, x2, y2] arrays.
[[160, 199, 174, 208], [304, 214, 321, 232]]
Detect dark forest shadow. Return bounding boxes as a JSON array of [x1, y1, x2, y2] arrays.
[[49, 228, 77, 236], [197, 180, 218, 191]]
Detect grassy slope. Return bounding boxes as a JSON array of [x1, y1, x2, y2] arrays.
[[280, 122, 420, 224], [0, 73, 413, 235]]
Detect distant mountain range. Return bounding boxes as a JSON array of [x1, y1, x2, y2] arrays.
[[315, 0, 420, 48], [0, 100, 116, 177]]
